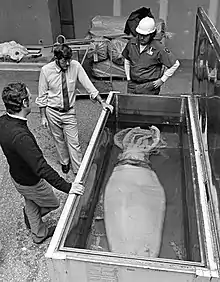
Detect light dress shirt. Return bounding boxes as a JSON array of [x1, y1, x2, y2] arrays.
[[36, 60, 99, 109]]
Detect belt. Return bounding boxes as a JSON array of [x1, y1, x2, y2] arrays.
[[47, 106, 73, 113], [131, 79, 155, 84]]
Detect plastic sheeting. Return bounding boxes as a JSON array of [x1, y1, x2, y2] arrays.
[[91, 59, 126, 78], [108, 38, 128, 66], [88, 15, 165, 40], [88, 15, 166, 78], [88, 15, 127, 38], [87, 37, 128, 65], [87, 38, 110, 62]]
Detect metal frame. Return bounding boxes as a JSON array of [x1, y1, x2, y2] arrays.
[[46, 93, 220, 281], [192, 7, 220, 94], [188, 96, 219, 275], [192, 7, 220, 270]]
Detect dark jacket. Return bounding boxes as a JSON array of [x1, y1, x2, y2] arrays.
[[0, 114, 71, 193]]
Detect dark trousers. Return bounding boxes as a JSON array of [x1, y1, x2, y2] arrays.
[[127, 80, 160, 95]]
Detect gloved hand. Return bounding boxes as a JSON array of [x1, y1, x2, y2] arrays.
[[153, 78, 163, 89], [41, 116, 48, 128]]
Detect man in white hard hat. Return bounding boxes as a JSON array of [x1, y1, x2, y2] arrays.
[[122, 16, 180, 94]]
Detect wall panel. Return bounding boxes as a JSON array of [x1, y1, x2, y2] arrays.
[[73, 0, 113, 38], [0, 0, 54, 45], [165, 0, 209, 59], [121, 0, 159, 19]]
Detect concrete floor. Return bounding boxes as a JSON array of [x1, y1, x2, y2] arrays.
[[0, 60, 192, 282]]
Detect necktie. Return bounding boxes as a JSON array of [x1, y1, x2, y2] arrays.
[[62, 71, 70, 111]]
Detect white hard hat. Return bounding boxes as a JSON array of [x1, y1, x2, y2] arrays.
[[136, 17, 156, 35]]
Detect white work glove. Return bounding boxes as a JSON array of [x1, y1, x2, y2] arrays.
[[41, 116, 49, 128], [153, 78, 164, 89]]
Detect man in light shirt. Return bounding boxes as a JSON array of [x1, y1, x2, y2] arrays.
[[36, 44, 113, 175], [122, 16, 180, 95]]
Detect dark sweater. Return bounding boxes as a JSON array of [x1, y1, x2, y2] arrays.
[[0, 114, 71, 193]]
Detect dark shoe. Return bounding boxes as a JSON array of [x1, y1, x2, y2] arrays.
[[61, 162, 70, 174], [35, 226, 56, 244], [23, 207, 31, 230]]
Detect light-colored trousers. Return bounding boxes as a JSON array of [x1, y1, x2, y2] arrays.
[[46, 107, 82, 173], [12, 178, 59, 243]]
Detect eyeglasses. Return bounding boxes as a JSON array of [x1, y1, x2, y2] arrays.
[[59, 58, 71, 65]]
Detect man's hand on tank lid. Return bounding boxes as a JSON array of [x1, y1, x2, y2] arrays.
[[95, 94, 114, 113], [100, 100, 114, 113]]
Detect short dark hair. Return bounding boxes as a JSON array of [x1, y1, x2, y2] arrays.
[[2, 82, 29, 114], [53, 44, 72, 60]]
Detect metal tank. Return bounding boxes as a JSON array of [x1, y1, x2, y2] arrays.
[[45, 7, 220, 282]]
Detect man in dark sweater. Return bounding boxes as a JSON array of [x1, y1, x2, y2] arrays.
[[0, 82, 84, 244]]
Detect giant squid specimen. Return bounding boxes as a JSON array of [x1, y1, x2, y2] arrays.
[[104, 126, 166, 257]]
